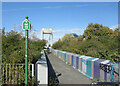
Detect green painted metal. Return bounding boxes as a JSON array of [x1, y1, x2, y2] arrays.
[[23, 16, 30, 86], [25, 30, 28, 86]]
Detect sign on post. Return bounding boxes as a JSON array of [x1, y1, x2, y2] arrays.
[[22, 16, 31, 86], [22, 19, 31, 30]]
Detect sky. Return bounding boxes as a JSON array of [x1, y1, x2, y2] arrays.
[[1, 0, 120, 2], [2, 2, 118, 43]]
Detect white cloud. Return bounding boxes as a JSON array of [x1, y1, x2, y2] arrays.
[[53, 28, 83, 34], [69, 29, 82, 32], [110, 24, 119, 30], [53, 28, 84, 43]]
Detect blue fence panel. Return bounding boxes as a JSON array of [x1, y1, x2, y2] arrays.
[[71, 55, 74, 67], [100, 60, 113, 82], [80, 56, 91, 75], [93, 59, 105, 80], [86, 57, 96, 78], [66, 53, 71, 63], [110, 63, 120, 82], [69, 53, 73, 65], [64, 53, 66, 61], [79, 55, 86, 73], [76, 56, 79, 70], [73, 55, 76, 68], [78, 56, 83, 72], [61, 52, 64, 60], [60, 51, 62, 58]]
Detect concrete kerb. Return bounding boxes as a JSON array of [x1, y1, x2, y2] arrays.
[[35, 50, 48, 86]]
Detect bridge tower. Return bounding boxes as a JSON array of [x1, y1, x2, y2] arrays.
[[41, 28, 53, 47]]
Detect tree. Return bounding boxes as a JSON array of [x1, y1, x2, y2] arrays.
[[52, 38, 63, 49], [52, 23, 120, 62], [2, 28, 46, 63]]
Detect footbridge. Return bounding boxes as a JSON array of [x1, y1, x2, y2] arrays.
[[36, 49, 120, 85]]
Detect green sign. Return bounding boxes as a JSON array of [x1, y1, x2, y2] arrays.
[[22, 19, 31, 30]]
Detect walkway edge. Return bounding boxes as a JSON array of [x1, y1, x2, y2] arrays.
[[36, 50, 48, 86]]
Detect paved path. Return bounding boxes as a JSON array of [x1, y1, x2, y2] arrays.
[[47, 53, 92, 84]]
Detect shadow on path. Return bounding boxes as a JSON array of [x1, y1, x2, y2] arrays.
[[45, 52, 60, 85]]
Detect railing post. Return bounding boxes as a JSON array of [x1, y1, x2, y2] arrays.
[[35, 62, 38, 85], [32, 64, 34, 77]]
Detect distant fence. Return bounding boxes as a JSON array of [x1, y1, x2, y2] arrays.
[[51, 49, 120, 82], [2, 63, 34, 84]]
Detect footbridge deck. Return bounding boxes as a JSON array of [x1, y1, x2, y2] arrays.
[[47, 53, 92, 84]]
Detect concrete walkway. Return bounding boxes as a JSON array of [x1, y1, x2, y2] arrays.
[[47, 53, 93, 84]]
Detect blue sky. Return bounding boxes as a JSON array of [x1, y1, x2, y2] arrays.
[[2, 2, 118, 43]]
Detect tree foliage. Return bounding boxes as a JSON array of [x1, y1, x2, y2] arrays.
[[52, 23, 120, 62], [2, 27, 46, 85], [2, 28, 46, 64]]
